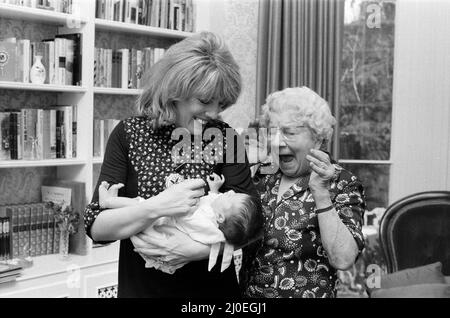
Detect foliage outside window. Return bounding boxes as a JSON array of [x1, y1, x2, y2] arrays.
[[336, 0, 395, 297], [338, 0, 395, 210]]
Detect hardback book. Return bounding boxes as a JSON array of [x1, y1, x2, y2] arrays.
[[130, 48, 137, 89], [41, 203, 49, 256], [151, 0, 160, 27], [29, 204, 38, 257], [55, 34, 82, 86], [17, 206, 26, 258], [0, 218, 5, 260], [55, 38, 66, 85], [59, 105, 73, 159], [119, 48, 129, 89], [42, 40, 55, 84], [0, 111, 11, 160], [0, 207, 14, 259], [72, 105, 77, 158], [20, 109, 38, 160], [35, 203, 43, 255], [55, 109, 64, 158], [22, 205, 31, 257], [46, 203, 54, 254], [9, 111, 23, 160], [18, 39, 31, 83], [0, 40, 17, 82], [93, 119, 102, 157], [160, 0, 168, 28]]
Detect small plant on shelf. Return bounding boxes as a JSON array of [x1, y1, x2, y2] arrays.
[[45, 201, 80, 259], [45, 201, 80, 234]]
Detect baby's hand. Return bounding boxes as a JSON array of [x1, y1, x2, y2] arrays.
[[207, 173, 225, 193], [98, 181, 124, 208]]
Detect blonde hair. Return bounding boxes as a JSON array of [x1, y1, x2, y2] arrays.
[[137, 31, 241, 129], [261, 87, 336, 145]]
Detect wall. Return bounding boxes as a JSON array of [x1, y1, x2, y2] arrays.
[[389, 0, 450, 202], [201, 0, 259, 130]]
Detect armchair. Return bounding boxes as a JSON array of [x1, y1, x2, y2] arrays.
[[379, 191, 450, 275], [372, 191, 450, 297]]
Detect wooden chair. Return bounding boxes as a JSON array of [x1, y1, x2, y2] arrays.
[[379, 191, 450, 276]]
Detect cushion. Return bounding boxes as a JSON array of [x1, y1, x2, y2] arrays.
[[371, 283, 450, 298], [380, 262, 446, 289], [446, 276, 450, 284]]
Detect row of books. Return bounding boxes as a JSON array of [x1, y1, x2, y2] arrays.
[[0, 203, 62, 260], [0, 106, 77, 160], [94, 46, 165, 89], [0, 33, 82, 86], [96, 0, 195, 32], [0, 0, 79, 14], [93, 119, 120, 158]]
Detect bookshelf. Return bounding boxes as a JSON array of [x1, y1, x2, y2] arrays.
[[93, 87, 142, 95], [0, 0, 211, 297], [0, 81, 87, 93], [0, 2, 87, 25]]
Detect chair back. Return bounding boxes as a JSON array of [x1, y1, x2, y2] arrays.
[[379, 191, 450, 275]]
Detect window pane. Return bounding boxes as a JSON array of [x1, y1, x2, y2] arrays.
[[339, 0, 396, 160], [340, 163, 389, 211]]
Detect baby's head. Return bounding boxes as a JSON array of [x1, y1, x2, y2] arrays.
[[211, 190, 263, 247]]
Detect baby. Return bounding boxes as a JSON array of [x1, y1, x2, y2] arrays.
[[98, 173, 262, 274]]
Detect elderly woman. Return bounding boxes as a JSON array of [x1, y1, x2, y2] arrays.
[[84, 31, 259, 298], [246, 87, 366, 298]]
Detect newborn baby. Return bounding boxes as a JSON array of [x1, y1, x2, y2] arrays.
[[98, 173, 261, 274]]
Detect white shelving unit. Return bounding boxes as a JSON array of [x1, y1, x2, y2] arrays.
[[0, 81, 87, 93], [0, 2, 88, 24], [93, 87, 142, 95], [94, 18, 193, 38], [0, 0, 211, 297]]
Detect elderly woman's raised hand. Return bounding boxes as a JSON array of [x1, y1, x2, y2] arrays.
[[306, 149, 336, 194], [146, 178, 206, 218]]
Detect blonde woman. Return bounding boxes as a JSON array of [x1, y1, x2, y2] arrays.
[[84, 32, 261, 298]]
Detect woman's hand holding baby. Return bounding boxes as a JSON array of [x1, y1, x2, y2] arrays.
[[148, 178, 206, 218]]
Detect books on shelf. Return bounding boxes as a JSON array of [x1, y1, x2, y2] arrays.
[[0, 105, 77, 161], [0, 203, 59, 259], [0, 34, 82, 86], [94, 46, 165, 89], [93, 119, 120, 158], [0, 0, 80, 14], [95, 0, 195, 32], [0, 179, 88, 260]]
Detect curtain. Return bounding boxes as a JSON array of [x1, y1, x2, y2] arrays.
[[256, 0, 345, 121]]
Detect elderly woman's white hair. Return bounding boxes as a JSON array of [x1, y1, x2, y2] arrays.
[[261, 86, 336, 146]]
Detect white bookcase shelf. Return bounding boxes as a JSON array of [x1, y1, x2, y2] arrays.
[[95, 18, 193, 39], [0, 3, 87, 25], [94, 87, 142, 95], [0, 81, 87, 93], [0, 159, 87, 169]]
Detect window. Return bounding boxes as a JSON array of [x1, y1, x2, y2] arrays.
[[337, 0, 396, 210]]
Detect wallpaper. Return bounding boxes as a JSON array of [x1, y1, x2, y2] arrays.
[[0, 167, 55, 205], [210, 0, 259, 131]]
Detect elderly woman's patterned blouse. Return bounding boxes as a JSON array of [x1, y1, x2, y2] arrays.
[[246, 165, 366, 298]]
